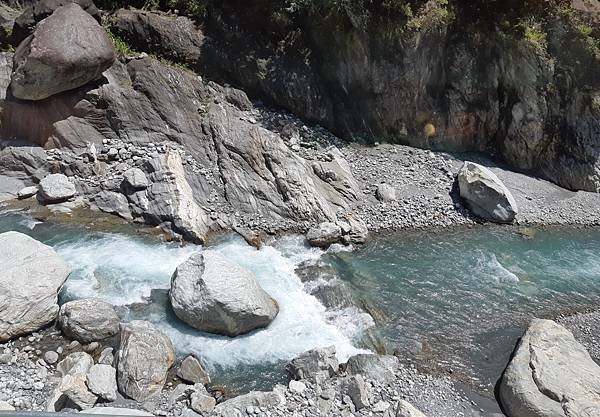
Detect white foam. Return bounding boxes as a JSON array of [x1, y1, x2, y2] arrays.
[[160, 236, 368, 368], [57, 232, 368, 369], [56, 234, 198, 305]]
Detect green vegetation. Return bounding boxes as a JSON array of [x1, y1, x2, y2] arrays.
[[519, 17, 548, 54], [106, 29, 136, 57], [575, 22, 600, 55]]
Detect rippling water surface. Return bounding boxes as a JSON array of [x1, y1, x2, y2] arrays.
[[2, 209, 600, 396]]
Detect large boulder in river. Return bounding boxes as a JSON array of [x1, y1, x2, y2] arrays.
[[37, 173, 76, 203], [458, 161, 518, 223], [116, 320, 175, 402], [10, 3, 115, 100], [0, 231, 70, 342], [170, 251, 279, 337], [58, 299, 120, 343], [499, 319, 600, 417]]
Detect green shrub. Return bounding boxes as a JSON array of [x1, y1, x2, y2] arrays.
[[106, 28, 136, 57]]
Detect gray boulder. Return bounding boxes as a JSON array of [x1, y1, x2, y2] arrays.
[[37, 173, 76, 204], [396, 400, 428, 417], [170, 251, 279, 337], [213, 390, 285, 417], [177, 354, 210, 385], [17, 185, 37, 199], [93, 190, 133, 220], [58, 299, 120, 343], [86, 364, 118, 402], [57, 352, 94, 377], [122, 168, 149, 191], [375, 183, 397, 202], [345, 354, 399, 384], [306, 222, 342, 248], [499, 319, 600, 417], [189, 384, 216, 414], [116, 320, 175, 402], [458, 161, 518, 223], [0, 231, 70, 342], [286, 346, 339, 384], [48, 352, 97, 411], [10, 3, 115, 100]]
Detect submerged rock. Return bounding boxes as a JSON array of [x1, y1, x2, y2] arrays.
[[58, 299, 120, 343], [0, 231, 70, 342], [170, 251, 279, 337], [499, 319, 600, 417], [458, 161, 518, 223], [10, 3, 115, 100], [37, 173, 76, 204]]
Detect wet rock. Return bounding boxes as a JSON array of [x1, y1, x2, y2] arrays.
[[170, 251, 279, 337], [87, 364, 118, 402], [396, 400, 428, 417], [116, 320, 175, 401], [458, 161, 518, 223], [306, 222, 342, 248], [0, 231, 70, 342], [58, 299, 120, 343], [10, 3, 115, 100], [287, 346, 339, 384], [37, 173, 76, 204], [177, 354, 210, 385], [499, 319, 600, 417], [93, 190, 133, 220]]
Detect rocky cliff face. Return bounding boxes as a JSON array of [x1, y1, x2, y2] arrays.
[[192, 1, 600, 192]]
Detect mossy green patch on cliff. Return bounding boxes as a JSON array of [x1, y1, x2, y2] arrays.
[[106, 28, 136, 57]]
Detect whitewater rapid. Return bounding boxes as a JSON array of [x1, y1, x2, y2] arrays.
[[55, 231, 369, 369]]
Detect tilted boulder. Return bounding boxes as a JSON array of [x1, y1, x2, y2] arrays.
[[58, 299, 120, 343], [0, 231, 70, 342], [116, 320, 175, 402], [499, 319, 600, 417], [170, 251, 279, 337], [458, 161, 518, 223], [11, 0, 101, 46], [306, 222, 342, 248], [10, 3, 115, 100], [286, 346, 339, 384], [177, 354, 210, 385]]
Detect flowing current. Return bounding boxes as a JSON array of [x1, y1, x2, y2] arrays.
[[3, 209, 600, 395]]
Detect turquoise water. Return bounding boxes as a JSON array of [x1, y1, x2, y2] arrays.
[[3, 208, 600, 398], [321, 226, 600, 392]]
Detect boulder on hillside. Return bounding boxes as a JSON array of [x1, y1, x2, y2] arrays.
[[11, 0, 101, 46], [169, 251, 279, 337], [0, 231, 70, 342], [116, 320, 175, 402], [37, 173, 76, 204], [10, 3, 115, 100], [58, 299, 120, 343], [499, 319, 600, 417], [458, 161, 518, 223]]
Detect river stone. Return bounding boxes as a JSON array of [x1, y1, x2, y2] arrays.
[[177, 354, 210, 384], [213, 390, 285, 417], [375, 183, 397, 202], [10, 3, 115, 100], [57, 352, 94, 377], [37, 173, 76, 204], [83, 408, 153, 416], [499, 319, 600, 417], [458, 161, 518, 223], [58, 299, 120, 343], [286, 346, 339, 384], [396, 400, 428, 417], [190, 384, 216, 414], [87, 364, 118, 402], [116, 320, 175, 402], [0, 231, 70, 342], [170, 251, 279, 337], [306, 222, 342, 248], [44, 350, 59, 364]]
